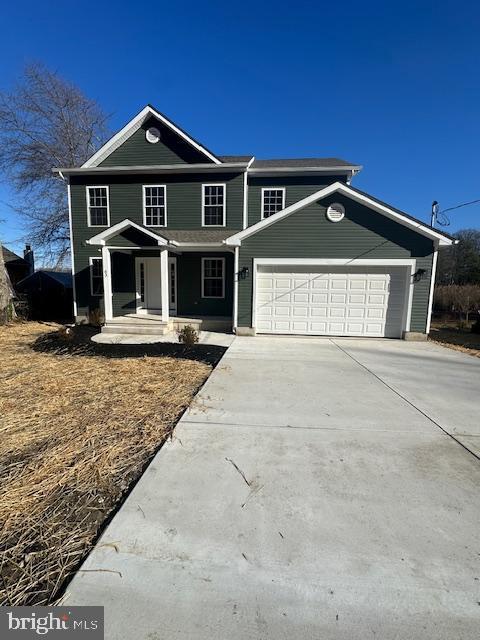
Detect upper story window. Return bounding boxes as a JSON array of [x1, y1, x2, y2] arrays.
[[143, 185, 167, 227], [262, 188, 286, 219], [202, 184, 226, 226], [86, 186, 110, 227]]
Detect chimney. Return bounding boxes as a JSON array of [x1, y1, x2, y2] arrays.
[[24, 244, 34, 276]]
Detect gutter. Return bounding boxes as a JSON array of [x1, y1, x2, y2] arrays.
[[52, 162, 249, 176]]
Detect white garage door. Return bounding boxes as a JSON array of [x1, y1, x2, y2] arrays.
[[255, 265, 408, 338]]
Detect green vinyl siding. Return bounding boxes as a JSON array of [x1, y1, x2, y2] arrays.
[[70, 171, 242, 317], [110, 251, 233, 318], [70, 172, 243, 230], [176, 252, 233, 317], [99, 117, 214, 166], [248, 174, 349, 226], [238, 193, 434, 333]]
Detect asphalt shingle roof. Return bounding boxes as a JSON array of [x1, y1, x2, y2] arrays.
[[159, 229, 237, 243], [250, 157, 358, 168]]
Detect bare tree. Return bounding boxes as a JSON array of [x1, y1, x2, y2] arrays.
[[0, 63, 110, 265], [0, 238, 16, 323]]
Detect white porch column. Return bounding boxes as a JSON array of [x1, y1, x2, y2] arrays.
[[101, 246, 113, 321], [160, 249, 169, 322]]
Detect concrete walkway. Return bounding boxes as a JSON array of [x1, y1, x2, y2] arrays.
[[66, 337, 480, 639]]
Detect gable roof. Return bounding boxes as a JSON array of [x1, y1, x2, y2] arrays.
[[2, 246, 26, 264], [86, 219, 171, 246], [82, 105, 222, 168], [17, 270, 72, 288], [225, 182, 456, 247]]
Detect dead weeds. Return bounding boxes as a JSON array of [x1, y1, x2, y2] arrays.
[[0, 322, 214, 605], [429, 326, 480, 358]]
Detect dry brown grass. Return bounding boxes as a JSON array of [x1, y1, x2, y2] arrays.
[[429, 324, 480, 358], [0, 322, 212, 605]]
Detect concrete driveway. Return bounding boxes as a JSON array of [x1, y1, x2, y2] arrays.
[[67, 338, 480, 639]]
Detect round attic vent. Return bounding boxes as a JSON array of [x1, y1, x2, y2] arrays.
[[145, 126, 161, 144], [326, 202, 345, 222]]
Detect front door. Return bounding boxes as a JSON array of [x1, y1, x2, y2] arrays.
[[135, 256, 177, 314]]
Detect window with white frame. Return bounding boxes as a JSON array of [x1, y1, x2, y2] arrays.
[[90, 257, 104, 296], [202, 184, 225, 226], [143, 185, 167, 226], [202, 258, 225, 298], [87, 186, 109, 226], [262, 188, 285, 218]]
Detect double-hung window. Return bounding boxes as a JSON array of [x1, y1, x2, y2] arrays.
[[261, 188, 285, 218], [143, 185, 167, 227], [87, 186, 109, 226], [89, 257, 103, 296], [202, 184, 226, 226], [202, 258, 225, 299]]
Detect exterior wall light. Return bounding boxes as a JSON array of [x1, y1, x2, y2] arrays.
[[238, 267, 249, 280], [413, 268, 427, 282]]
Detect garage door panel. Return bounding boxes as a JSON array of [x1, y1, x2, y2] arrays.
[[255, 265, 408, 338], [293, 292, 309, 303], [312, 279, 329, 289]]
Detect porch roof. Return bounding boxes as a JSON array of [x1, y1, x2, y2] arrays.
[[86, 219, 171, 246], [86, 219, 240, 248], [160, 229, 240, 244]]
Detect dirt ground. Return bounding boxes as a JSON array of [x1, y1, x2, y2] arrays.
[[429, 322, 480, 357], [0, 322, 219, 605]]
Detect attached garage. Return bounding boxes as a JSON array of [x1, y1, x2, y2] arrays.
[[254, 263, 412, 338], [229, 182, 455, 340]]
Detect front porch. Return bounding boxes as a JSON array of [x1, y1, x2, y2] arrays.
[[86, 220, 234, 337], [102, 313, 233, 336]]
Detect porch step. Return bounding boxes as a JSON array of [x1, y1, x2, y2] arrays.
[[101, 315, 232, 336], [102, 323, 172, 336]]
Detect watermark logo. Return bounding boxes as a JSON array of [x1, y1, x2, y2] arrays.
[[0, 607, 103, 638]]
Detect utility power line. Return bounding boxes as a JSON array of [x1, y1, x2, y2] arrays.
[[431, 198, 480, 228]]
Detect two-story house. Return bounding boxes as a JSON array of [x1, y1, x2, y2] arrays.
[[56, 104, 454, 339]]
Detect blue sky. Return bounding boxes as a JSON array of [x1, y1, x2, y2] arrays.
[[1, 0, 479, 254]]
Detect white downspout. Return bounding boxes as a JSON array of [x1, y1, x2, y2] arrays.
[[426, 244, 439, 334], [233, 246, 239, 332]]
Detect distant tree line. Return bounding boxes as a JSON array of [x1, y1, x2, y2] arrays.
[[435, 228, 480, 328]]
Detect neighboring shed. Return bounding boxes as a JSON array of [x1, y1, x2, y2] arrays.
[[16, 270, 73, 321], [2, 245, 33, 288]]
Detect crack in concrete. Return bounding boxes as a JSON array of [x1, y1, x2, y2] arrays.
[[330, 339, 480, 463]]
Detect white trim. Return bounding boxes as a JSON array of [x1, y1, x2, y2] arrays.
[[426, 247, 438, 334], [252, 258, 417, 267], [67, 182, 78, 317], [242, 157, 255, 229], [82, 105, 222, 168], [86, 186, 110, 228], [248, 166, 362, 175], [233, 246, 239, 330], [202, 183, 226, 227], [101, 247, 113, 320], [261, 187, 286, 219], [142, 184, 167, 227], [242, 172, 248, 229], [135, 257, 145, 312], [86, 218, 169, 246], [54, 162, 249, 176], [201, 257, 226, 299], [161, 249, 169, 322], [89, 256, 103, 297], [225, 182, 455, 247], [251, 258, 416, 334]]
